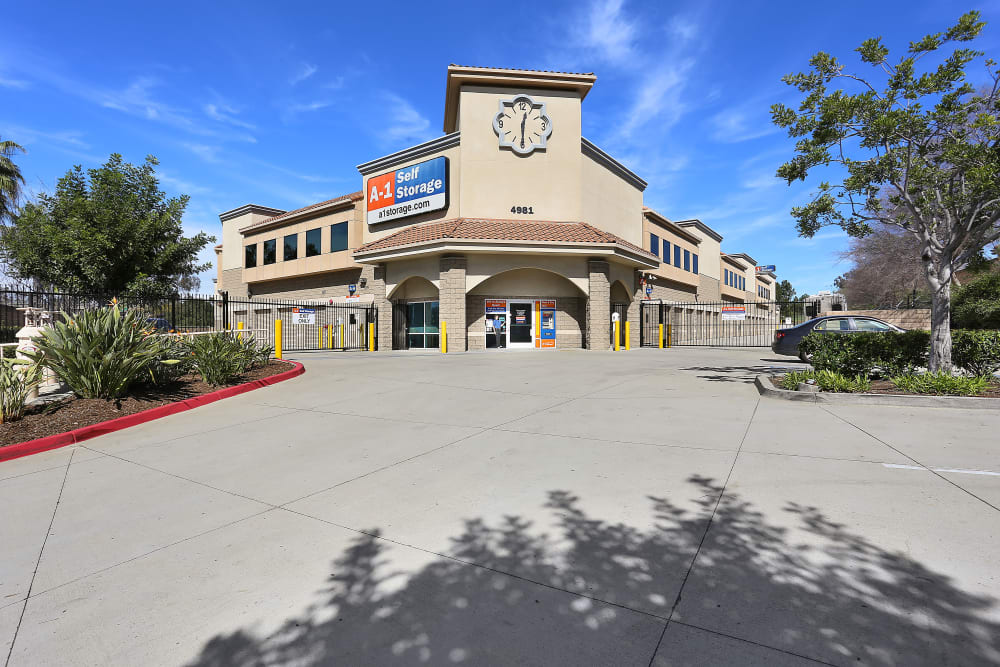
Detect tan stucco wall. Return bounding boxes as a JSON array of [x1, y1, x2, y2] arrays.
[[362, 144, 461, 244], [246, 268, 362, 300], [642, 218, 700, 288], [469, 267, 586, 297], [458, 85, 583, 222], [465, 254, 589, 294], [391, 276, 439, 300], [385, 255, 442, 297], [242, 204, 362, 284], [221, 209, 284, 272], [581, 152, 643, 245], [688, 230, 721, 283]]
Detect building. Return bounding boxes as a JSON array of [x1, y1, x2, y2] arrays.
[[214, 65, 777, 351]]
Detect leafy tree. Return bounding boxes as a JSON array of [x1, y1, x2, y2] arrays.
[[952, 271, 1000, 329], [776, 279, 797, 302], [0, 137, 25, 224], [772, 12, 1000, 371], [0, 154, 214, 297], [834, 228, 927, 308]]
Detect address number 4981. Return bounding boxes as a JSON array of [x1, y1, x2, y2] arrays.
[[510, 206, 534, 215]]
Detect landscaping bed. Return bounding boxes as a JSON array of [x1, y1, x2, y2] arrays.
[[771, 374, 1000, 398], [1, 360, 293, 447]]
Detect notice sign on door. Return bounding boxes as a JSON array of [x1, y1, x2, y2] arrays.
[[485, 299, 507, 314], [291, 307, 316, 324], [721, 306, 746, 321]]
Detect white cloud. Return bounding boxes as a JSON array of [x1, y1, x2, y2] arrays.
[[575, 0, 640, 64], [0, 123, 88, 148], [287, 100, 330, 114], [183, 143, 221, 163], [0, 76, 28, 89], [158, 170, 211, 195], [615, 60, 695, 140], [376, 92, 432, 147], [204, 103, 256, 131], [741, 170, 782, 190], [290, 62, 318, 85], [709, 106, 780, 143], [668, 16, 698, 42]]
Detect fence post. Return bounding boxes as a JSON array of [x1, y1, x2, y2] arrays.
[[221, 291, 229, 331], [171, 296, 177, 331], [659, 323, 664, 349], [441, 321, 447, 353], [275, 319, 283, 359]]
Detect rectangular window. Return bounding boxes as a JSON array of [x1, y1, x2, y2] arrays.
[[406, 301, 440, 349], [662, 239, 670, 261], [650, 233, 659, 257], [306, 228, 322, 257], [724, 269, 729, 286], [244, 244, 257, 269], [683, 249, 690, 272], [330, 222, 348, 252], [692, 254, 698, 275], [263, 239, 276, 265], [674, 245, 681, 267], [283, 234, 298, 261]]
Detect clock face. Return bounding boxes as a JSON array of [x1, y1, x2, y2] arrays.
[[493, 94, 552, 155]]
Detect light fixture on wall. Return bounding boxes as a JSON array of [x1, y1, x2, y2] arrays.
[[359, 277, 368, 288]]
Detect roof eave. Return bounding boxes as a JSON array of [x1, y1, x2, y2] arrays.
[[239, 198, 356, 235], [354, 238, 658, 268]]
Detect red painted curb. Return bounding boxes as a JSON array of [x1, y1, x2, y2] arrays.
[[0, 361, 305, 464]]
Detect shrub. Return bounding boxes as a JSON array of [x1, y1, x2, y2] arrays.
[[801, 331, 930, 376], [952, 271, 1000, 329], [890, 371, 990, 396], [27, 304, 167, 399], [145, 335, 192, 386], [186, 332, 270, 386], [951, 330, 1000, 377], [779, 369, 816, 390], [0, 358, 42, 423], [814, 370, 871, 393]]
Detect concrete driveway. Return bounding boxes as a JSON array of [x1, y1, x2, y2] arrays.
[[2, 348, 999, 666]]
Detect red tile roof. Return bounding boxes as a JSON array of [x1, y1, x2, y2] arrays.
[[355, 218, 657, 260], [240, 191, 363, 232]]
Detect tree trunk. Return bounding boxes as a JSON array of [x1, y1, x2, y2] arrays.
[[928, 276, 952, 373]]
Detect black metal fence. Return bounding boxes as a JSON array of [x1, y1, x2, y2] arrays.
[[0, 287, 376, 352], [640, 300, 812, 347]]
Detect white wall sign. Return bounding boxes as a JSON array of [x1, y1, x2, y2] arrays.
[[721, 306, 746, 321], [291, 307, 316, 324]]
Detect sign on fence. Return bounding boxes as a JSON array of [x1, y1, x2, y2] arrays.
[[291, 307, 316, 324], [721, 306, 746, 321]]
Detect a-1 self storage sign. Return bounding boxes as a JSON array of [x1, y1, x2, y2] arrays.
[[367, 156, 448, 225]]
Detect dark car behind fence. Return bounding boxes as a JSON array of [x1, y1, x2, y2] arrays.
[[0, 287, 376, 352]]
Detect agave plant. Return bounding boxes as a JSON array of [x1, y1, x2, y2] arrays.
[[0, 357, 42, 423], [27, 304, 168, 399]]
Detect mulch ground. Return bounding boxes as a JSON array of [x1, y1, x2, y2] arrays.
[[772, 375, 1000, 398], [1, 360, 295, 447]]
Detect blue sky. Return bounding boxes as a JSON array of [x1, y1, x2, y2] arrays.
[[3, 0, 999, 294]]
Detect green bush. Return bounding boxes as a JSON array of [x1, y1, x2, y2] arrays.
[[186, 333, 270, 386], [890, 371, 990, 396], [779, 370, 817, 390], [801, 331, 930, 376], [952, 271, 1000, 329], [951, 330, 1000, 377], [27, 304, 172, 399], [144, 335, 193, 386], [814, 370, 872, 393], [0, 358, 42, 423]]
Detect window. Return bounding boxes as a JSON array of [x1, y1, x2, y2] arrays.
[[663, 239, 670, 261], [814, 318, 851, 332], [683, 249, 690, 272], [263, 239, 276, 265], [330, 222, 349, 252], [693, 254, 698, 275], [650, 233, 660, 257], [854, 318, 892, 331], [283, 234, 298, 261], [306, 228, 322, 257], [724, 269, 730, 286], [406, 301, 440, 349], [244, 244, 257, 269], [674, 245, 681, 267]]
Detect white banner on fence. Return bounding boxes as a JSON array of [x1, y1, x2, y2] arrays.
[[291, 307, 315, 325], [721, 306, 746, 321]]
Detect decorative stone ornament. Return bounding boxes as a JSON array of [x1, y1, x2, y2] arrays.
[[493, 94, 552, 155]]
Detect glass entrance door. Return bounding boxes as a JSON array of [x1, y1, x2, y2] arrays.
[[508, 302, 533, 348]]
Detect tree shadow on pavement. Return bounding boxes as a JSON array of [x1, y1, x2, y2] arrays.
[[188, 477, 1000, 666], [678, 364, 787, 383]]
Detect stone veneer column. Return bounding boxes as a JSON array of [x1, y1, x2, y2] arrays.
[[587, 260, 610, 350], [627, 270, 642, 350], [359, 263, 392, 351], [439, 255, 467, 352]]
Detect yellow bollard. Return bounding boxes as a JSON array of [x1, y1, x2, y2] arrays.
[[368, 322, 375, 352], [275, 319, 283, 359], [614, 320, 620, 351], [339, 324, 344, 350], [318, 326, 324, 349], [237, 321, 244, 342], [625, 321, 631, 351], [441, 321, 447, 353], [327, 324, 333, 349], [667, 324, 672, 348], [659, 323, 664, 349]]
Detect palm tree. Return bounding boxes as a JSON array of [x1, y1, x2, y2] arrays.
[[0, 137, 26, 223]]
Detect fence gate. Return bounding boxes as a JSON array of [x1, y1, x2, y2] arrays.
[[610, 302, 629, 348], [640, 300, 811, 347]]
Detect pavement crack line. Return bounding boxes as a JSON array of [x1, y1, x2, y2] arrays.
[[645, 397, 760, 667], [6, 449, 74, 667], [820, 406, 1000, 513]]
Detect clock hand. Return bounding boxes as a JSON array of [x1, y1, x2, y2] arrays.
[[520, 113, 526, 149]]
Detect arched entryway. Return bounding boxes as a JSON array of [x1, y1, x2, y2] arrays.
[[468, 268, 587, 350], [610, 280, 632, 348], [388, 276, 440, 350]]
